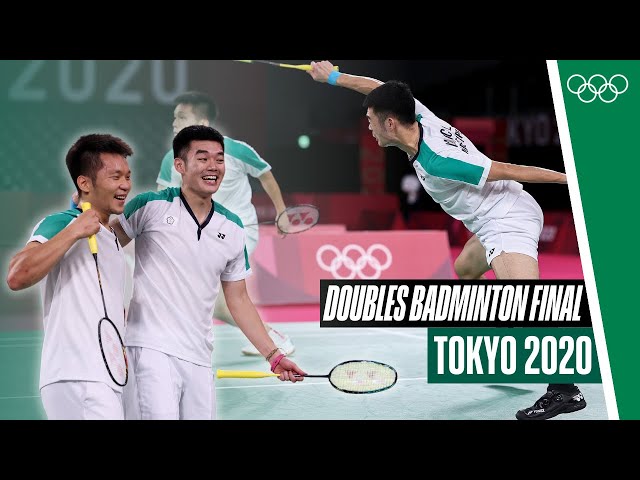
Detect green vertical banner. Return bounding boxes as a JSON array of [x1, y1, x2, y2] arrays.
[[550, 60, 639, 419]]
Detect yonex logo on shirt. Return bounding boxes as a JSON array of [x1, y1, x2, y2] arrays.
[[218, 232, 225, 239], [166, 216, 175, 225]]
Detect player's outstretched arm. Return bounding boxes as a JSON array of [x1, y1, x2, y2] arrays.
[[307, 61, 383, 95], [487, 161, 567, 184], [258, 171, 287, 220], [222, 279, 306, 381]]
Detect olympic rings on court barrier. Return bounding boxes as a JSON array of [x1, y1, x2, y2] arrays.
[[316, 244, 393, 279]]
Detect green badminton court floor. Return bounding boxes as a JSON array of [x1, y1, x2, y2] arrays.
[[0, 323, 608, 420]]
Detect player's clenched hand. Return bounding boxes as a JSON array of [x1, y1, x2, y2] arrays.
[[276, 210, 290, 238], [274, 357, 306, 383], [69, 210, 101, 240], [308, 61, 336, 82]]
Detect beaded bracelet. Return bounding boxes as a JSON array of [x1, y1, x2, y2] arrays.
[[265, 347, 280, 363]]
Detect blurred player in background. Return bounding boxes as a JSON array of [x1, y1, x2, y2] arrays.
[[157, 91, 295, 357], [7, 134, 132, 419], [307, 60, 585, 421]]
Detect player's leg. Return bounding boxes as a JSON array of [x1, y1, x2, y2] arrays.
[[82, 382, 124, 420], [178, 361, 216, 420], [41, 381, 123, 420], [490, 252, 539, 279], [487, 190, 586, 419], [453, 234, 491, 279], [126, 347, 181, 420], [122, 346, 141, 420], [482, 190, 544, 281]]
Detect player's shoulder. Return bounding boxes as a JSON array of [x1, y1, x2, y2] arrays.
[[123, 188, 180, 219], [41, 208, 81, 225], [223, 136, 261, 159], [415, 98, 437, 120], [213, 201, 244, 229], [31, 208, 80, 240]]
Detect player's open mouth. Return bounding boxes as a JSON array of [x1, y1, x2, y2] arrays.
[[202, 175, 218, 183], [114, 194, 127, 201]]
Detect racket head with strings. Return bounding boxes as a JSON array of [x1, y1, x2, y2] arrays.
[[325, 360, 397, 394], [98, 317, 128, 387], [275, 204, 319, 234]]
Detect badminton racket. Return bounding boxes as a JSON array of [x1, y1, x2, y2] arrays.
[[217, 360, 397, 394], [81, 202, 128, 387], [246, 204, 319, 234], [234, 60, 339, 72]]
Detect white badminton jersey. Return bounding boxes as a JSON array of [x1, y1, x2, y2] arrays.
[[118, 187, 251, 366], [28, 209, 126, 392], [411, 99, 523, 233], [156, 136, 271, 228]]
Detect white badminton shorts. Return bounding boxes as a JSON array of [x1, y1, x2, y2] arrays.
[[476, 190, 544, 265], [40, 381, 123, 420], [122, 346, 216, 420]]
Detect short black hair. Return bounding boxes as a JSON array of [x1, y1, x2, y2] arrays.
[[65, 134, 133, 194], [174, 91, 218, 122], [173, 125, 225, 161], [362, 80, 416, 126]]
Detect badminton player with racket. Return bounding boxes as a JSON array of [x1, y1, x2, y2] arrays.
[[306, 61, 580, 421], [156, 91, 298, 357], [110, 125, 306, 420], [6, 134, 132, 420]]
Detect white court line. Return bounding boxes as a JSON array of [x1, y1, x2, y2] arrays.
[[0, 344, 41, 348], [0, 378, 430, 399], [215, 376, 427, 391], [213, 331, 378, 340], [0, 337, 42, 341], [0, 395, 40, 400], [374, 330, 426, 340]]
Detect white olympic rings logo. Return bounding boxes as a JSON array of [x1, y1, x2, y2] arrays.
[[316, 244, 393, 279], [566, 74, 628, 103]]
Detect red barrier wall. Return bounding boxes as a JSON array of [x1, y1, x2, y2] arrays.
[[247, 228, 454, 305]]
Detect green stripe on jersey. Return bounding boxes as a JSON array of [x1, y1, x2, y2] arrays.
[[417, 141, 484, 185], [244, 246, 250, 271], [34, 209, 79, 240], [214, 202, 244, 229], [224, 137, 268, 170], [124, 187, 180, 219]]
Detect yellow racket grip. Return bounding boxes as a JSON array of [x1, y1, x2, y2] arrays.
[[80, 202, 98, 254], [216, 369, 280, 379]]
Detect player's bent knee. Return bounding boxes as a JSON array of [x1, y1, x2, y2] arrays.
[[454, 256, 473, 279]]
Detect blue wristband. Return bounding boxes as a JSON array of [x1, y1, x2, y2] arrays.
[[327, 70, 342, 86]]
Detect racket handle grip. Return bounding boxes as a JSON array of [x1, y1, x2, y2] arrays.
[[301, 65, 339, 71], [80, 202, 99, 254], [216, 369, 279, 379]]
